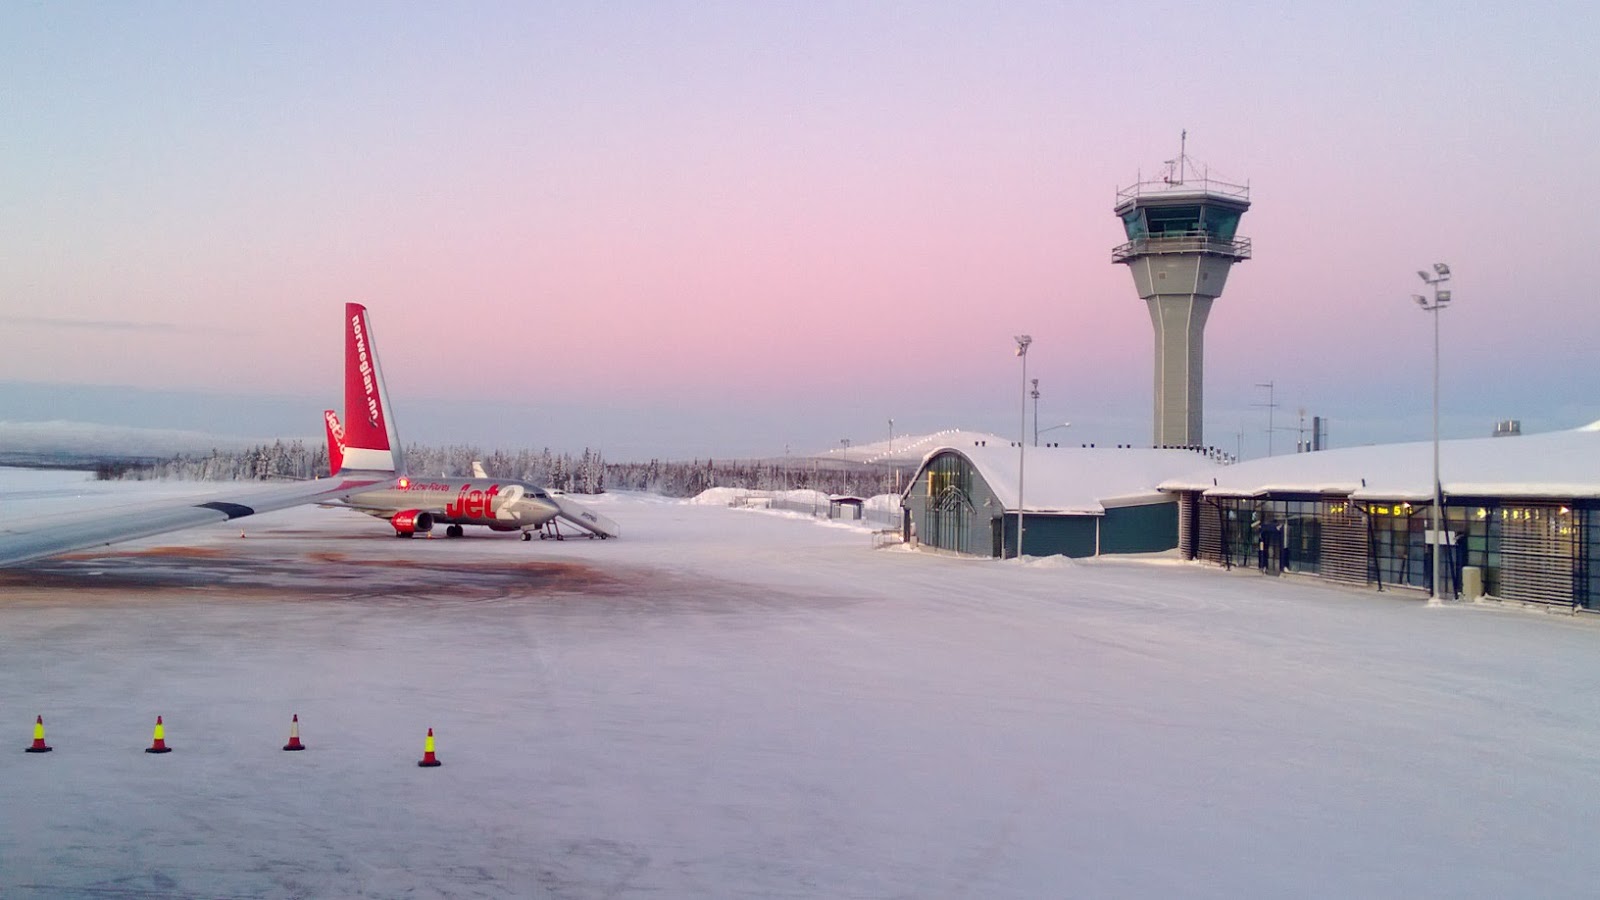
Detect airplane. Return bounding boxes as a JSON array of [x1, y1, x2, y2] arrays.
[[0, 303, 405, 567], [319, 411, 619, 541]]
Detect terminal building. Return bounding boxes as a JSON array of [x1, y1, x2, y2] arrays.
[[893, 424, 1600, 612], [1158, 424, 1600, 611]]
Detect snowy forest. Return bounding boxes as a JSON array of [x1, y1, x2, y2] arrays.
[[101, 442, 900, 498]]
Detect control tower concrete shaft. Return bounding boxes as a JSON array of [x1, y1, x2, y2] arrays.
[[1112, 165, 1250, 448]]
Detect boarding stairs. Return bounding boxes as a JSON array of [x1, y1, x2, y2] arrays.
[[542, 494, 621, 540]]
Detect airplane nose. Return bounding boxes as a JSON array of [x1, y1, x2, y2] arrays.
[[521, 498, 560, 523]]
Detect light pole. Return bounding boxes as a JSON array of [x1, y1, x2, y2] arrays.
[[1254, 381, 1278, 456], [1031, 379, 1041, 445], [1014, 335, 1032, 558], [888, 417, 897, 494], [1415, 263, 1452, 604]]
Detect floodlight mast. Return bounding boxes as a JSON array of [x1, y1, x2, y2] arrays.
[[1014, 335, 1032, 558], [1031, 379, 1041, 446], [1415, 264, 1453, 604]]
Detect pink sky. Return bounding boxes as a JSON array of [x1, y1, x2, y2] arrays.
[[3, 3, 1597, 459]]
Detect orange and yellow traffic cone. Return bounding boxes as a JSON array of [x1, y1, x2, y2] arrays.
[[282, 714, 305, 751], [417, 727, 441, 767], [25, 715, 52, 753], [145, 715, 172, 754]]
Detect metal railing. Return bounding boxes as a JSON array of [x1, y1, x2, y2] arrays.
[[744, 495, 901, 529], [1116, 176, 1249, 205], [1112, 233, 1252, 263]]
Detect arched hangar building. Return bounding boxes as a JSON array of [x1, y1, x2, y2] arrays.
[[900, 441, 1220, 558], [1158, 423, 1600, 611]]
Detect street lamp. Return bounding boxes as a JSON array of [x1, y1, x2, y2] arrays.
[[1415, 262, 1452, 604], [888, 418, 898, 494], [1039, 422, 1072, 445], [1014, 335, 1032, 559]]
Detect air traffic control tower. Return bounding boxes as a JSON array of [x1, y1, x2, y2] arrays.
[[1113, 152, 1250, 449]]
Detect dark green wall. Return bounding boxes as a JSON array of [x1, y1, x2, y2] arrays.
[[1008, 514, 1097, 558], [1006, 502, 1177, 558], [1100, 502, 1179, 554]]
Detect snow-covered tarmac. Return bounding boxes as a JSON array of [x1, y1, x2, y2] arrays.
[[4, 470, 1600, 898]]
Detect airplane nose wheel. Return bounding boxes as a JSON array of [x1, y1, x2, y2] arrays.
[[521, 531, 533, 542]]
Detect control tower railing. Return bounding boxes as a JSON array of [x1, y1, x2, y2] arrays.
[[1112, 232, 1252, 263], [1115, 176, 1249, 205]]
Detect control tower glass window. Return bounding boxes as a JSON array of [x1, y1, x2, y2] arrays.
[[1120, 209, 1148, 240], [1145, 205, 1201, 236], [1200, 207, 1241, 241]]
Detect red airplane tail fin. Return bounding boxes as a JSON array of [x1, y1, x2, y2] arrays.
[[324, 409, 346, 476], [340, 303, 403, 474]]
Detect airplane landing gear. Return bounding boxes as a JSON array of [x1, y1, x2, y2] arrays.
[[521, 531, 533, 542], [446, 524, 464, 538]]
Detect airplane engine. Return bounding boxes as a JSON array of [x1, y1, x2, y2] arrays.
[[391, 510, 434, 536]]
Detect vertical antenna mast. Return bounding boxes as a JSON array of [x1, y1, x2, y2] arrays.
[[1179, 129, 1187, 184]]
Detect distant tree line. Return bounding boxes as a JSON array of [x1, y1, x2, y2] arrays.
[[405, 445, 608, 494], [605, 459, 902, 498], [103, 442, 903, 498], [106, 441, 330, 483]]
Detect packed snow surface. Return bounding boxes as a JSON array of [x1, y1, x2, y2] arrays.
[[4, 469, 1600, 897]]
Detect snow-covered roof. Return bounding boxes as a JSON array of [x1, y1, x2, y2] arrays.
[[838, 429, 1010, 465], [1160, 425, 1600, 501], [914, 442, 1223, 515]]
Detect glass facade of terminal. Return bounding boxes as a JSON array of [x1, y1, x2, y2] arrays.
[[903, 451, 996, 557], [1185, 493, 1598, 610]]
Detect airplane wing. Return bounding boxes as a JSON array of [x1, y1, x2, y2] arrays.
[[0, 473, 396, 567], [0, 301, 405, 568]]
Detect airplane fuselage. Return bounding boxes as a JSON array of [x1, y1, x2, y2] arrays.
[[348, 478, 561, 537]]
